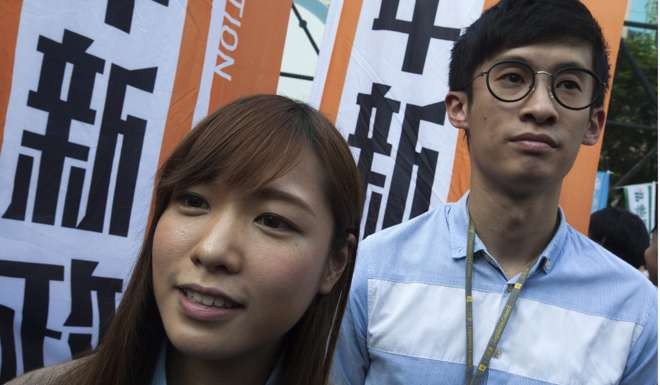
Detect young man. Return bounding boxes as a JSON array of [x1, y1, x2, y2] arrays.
[[332, 1, 658, 384]]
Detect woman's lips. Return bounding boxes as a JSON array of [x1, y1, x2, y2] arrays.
[[178, 288, 243, 322]]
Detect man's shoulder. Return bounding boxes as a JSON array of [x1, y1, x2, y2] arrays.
[[565, 223, 651, 279], [355, 202, 463, 283], [360, 202, 454, 248], [5, 356, 90, 385], [558, 223, 657, 314]]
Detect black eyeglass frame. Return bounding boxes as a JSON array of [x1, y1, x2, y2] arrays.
[[471, 60, 607, 111]]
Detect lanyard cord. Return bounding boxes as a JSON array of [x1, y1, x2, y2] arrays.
[[464, 219, 536, 385]]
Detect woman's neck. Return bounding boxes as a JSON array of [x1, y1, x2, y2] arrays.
[[166, 342, 279, 385]]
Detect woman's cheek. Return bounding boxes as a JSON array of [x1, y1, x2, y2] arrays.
[[257, 243, 326, 302]]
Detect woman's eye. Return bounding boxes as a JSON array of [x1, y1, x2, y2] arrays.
[[175, 192, 209, 211], [255, 213, 297, 232]]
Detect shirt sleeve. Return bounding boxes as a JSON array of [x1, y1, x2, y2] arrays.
[[619, 285, 658, 385], [331, 242, 371, 385]]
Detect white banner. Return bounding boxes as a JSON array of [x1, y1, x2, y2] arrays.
[[310, 0, 484, 239], [0, 0, 292, 380], [0, 0, 187, 375], [624, 182, 657, 232]]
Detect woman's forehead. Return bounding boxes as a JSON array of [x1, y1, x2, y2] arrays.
[[179, 143, 322, 194]]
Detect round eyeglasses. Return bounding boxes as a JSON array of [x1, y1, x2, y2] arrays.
[[473, 60, 606, 110]]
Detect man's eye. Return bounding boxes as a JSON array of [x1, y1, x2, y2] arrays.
[[502, 73, 525, 83], [556, 80, 582, 91], [255, 213, 297, 232]]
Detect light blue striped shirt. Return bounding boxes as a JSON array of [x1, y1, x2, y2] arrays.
[[332, 194, 657, 385]]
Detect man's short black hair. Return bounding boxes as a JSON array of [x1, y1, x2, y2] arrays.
[[589, 207, 650, 269], [449, 0, 610, 107]]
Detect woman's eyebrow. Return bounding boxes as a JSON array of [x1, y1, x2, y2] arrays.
[[253, 187, 317, 217]]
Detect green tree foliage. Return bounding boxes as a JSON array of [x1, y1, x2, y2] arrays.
[[600, 26, 657, 195]]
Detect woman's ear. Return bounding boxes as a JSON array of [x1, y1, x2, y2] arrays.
[[445, 91, 470, 130], [319, 233, 356, 295]]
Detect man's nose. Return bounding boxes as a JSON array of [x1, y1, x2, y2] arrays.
[[519, 72, 559, 125]]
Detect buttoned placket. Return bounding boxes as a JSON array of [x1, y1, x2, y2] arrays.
[[478, 253, 551, 369]]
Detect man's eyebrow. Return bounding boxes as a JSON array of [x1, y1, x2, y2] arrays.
[[253, 187, 317, 217], [493, 55, 589, 71]]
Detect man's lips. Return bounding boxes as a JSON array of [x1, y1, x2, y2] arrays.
[[510, 133, 558, 149]]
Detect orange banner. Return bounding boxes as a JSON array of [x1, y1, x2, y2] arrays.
[[319, 0, 363, 122], [159, 1, 213, 166], [560, 0, 628, 233], [161, 0, 292, 165], [0, 0, 22, 152], [208, 1, 292, 112]]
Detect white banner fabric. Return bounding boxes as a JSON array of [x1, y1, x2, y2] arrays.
[[0, 0, 188, 374], [624, 182, 657, 232], [310, 0, 485, 239]]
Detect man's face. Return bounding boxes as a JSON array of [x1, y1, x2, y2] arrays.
[[446, 42, 605, 194]]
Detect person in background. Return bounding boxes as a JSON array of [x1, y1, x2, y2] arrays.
[[331, 1, 658, 384], [8, 95, 363, 385], [588, 207, 650, 270]]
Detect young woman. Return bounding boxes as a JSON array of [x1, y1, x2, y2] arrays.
[[9, 95, 363, 385]]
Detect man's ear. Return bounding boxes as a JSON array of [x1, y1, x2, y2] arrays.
[[445, 91, 470, 130], [582, 107, 605, 145], [318, 233, 356, 295]]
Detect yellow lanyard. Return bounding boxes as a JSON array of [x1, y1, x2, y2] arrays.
[[464, 219, 536, 385]]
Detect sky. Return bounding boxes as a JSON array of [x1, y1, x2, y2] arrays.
[[628, 0, 655, 22]]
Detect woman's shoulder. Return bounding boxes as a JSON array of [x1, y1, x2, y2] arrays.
[[5, 356, 91, 385]]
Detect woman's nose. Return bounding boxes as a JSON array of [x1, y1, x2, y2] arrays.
[[189, 211, 243, 274]]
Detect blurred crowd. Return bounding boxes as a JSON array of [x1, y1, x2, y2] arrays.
[[589, 207, 657, 286]]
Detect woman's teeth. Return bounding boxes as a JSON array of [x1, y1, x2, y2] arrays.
[[183, 289, 237, 309]]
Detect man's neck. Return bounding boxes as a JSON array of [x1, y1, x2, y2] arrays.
[[468, 181, 560, 279]]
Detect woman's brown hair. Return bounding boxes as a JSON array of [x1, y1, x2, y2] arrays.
[[57, 94, 363, 385]]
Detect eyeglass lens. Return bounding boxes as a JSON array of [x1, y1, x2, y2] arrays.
[[487, 62, 599, 109]]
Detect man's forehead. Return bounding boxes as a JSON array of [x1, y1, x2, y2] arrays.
[[480, 42, 594, 72]]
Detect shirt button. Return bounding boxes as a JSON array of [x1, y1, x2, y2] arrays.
[[493, 348, 502, 359], [543, 259, 552, 272]]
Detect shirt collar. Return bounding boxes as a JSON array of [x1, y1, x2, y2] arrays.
[[150, 344, 167, 385], [448, 192, 569, 275], [264, 356, 282, 385], [448, 192, 486, 260]]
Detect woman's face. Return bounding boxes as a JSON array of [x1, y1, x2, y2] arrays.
[[152, 146, 344, 362]]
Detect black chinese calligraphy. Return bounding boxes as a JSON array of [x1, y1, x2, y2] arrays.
[[349, 83, 445, 238], [2, 29, 158, 237], [373, 0, 460, 74], [0, 259, 123, 383]]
